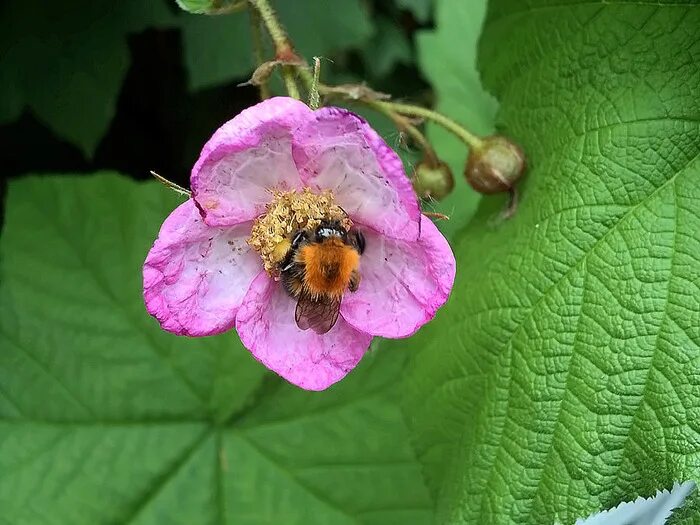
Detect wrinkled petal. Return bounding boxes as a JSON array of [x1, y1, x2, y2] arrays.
[[293, 107, 421, 241], [143, 200, 261, 336], [340, 216, 455, 338], [191, 97, 314, 227], [236, 272, 373, 390]]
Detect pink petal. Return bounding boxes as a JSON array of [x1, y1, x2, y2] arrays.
[[143, 199, 261, 336], [293, 107, 421, 241], [236, 272, 373, 390], [340, 216, 455, 338], [191, 97, 314, 227]]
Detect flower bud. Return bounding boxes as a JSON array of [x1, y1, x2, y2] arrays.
[[465, 136, 526, 194], [412, 160, 454, 201]]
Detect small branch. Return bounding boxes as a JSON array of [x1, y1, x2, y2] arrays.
[[364, 100, 438, 165], [373, 100, 485, 151], [249, 7, 271, 99], [247, 0, 485, 156], [248, 0, 301, 99], [282, 69, 301, 99], [248, 0, 292, 53], [320, 83, 390, 102], [150, 171, 191, 197], [296, 65, 484, 152], [297, 65, 314, 92], [300, 69, 440, 163]]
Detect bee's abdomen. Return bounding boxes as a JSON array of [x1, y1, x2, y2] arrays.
[[300, 242, 359, 296], [320, 262, 340, 280], [280, 263, 305, 297]]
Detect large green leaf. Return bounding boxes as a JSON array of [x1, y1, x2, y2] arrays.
[[415, 0, 498, 238], [0, 0, 175, 156], [180, 0, 374, 90], [0, 174, 433, 524], [400, 1, 700, 524]]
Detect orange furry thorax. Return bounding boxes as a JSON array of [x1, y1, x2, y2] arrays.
[[298, 239, 360, 296]]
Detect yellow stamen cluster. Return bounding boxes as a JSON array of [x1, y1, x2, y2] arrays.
[[248, 188, 352, 275]]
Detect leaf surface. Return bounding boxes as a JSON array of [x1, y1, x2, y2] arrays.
[[401, 1, 700, 523], [0, 174, 433, 525]]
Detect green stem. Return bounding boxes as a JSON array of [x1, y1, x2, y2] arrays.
[[282, 69, 301, 99], [249, 8, 271, 100], [297, 67, 484, 152], [364, 101, 438, 165], [297, 66, 314, 92], [247, 0, 288, 52], [374, 101, 485, 150], [248, 0, 300, 99], [248, 0, 483, 151]]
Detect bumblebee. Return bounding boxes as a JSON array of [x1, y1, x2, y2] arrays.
[[280, 219, 365, 334]]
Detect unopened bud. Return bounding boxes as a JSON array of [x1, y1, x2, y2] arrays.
[[412, 160, 454, 201], [465, 136, 525, 194]]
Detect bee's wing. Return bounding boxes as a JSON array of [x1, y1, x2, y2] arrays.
[[295, 292, 341, 335]]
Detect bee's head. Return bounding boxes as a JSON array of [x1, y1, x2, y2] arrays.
[[314, 219, 347, 242]]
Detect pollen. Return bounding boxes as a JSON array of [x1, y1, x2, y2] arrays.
[[247, 188, 352, 275]]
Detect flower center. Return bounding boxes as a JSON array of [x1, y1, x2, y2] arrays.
[[248, 188, 352, 275]]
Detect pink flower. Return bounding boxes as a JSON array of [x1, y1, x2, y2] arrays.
[[143, 97, 456, 391]]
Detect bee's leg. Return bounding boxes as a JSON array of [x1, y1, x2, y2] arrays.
[[349, 269, 361, 292], [350, 230, 365, 255]]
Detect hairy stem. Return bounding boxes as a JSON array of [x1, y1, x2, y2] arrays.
[[247, 0, 301, 99], [282, 69, 301, 99], [297, 66, 314, 92], [249, 8, 271, 99], [297, 67, 482, 152], [247, 0, 289, 52], [248, 0, 483, 156], [364, 101, 438, 165], [374, 101, 485, 150]]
